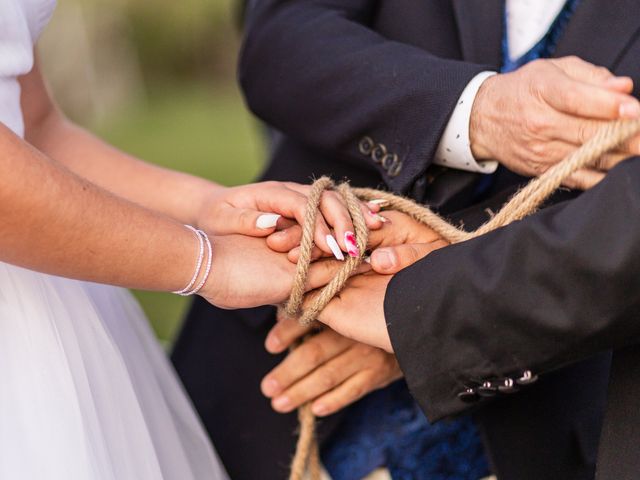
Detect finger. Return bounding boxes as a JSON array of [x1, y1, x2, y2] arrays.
[[265, 314, 314, 354], [594, 151, 634, 171], [315, 190, 355, 253], [305, 258, 371, 291], [311, 371, 381, 417], [562, 168, 605, 190], [543, 71, 640, 120], [260, 330, 352, 400], [270, 347, 367, 412], [362, 203, 384, 230], [267, 225, 302, 253], [287, 245, 326, 263], [370, 241, 448, 274], [214, 207, 282, 237]]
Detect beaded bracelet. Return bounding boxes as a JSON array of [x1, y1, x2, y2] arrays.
[[173, 225, 211, 296]]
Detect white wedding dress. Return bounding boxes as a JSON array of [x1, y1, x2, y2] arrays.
[[0, 1, 228, 478]]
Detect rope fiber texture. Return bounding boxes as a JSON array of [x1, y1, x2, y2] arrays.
[[284, 118, 640, 480]]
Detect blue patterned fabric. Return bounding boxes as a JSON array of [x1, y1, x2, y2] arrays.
[[321, 2, 581, 480]]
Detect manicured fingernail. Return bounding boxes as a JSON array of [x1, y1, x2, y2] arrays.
[[363, 255, 371, 264], [256, 213, 281, 229], [326, 234, 345, 261], [312, 403, 329, 416], [273, 396, 292, 412], [368, 199, 390, 207], [262, 378, 280, 397], [619, 101, 640, 119], [368, 211, 389, 223], [265, 332, 282, 352], [374, 249, 394, 270], [344, 231, 360, 258]]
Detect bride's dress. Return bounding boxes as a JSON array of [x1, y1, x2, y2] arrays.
[[0, 1, 228, 478]]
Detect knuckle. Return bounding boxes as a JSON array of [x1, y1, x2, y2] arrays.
[[348, 384, 365, 400], [301, 342, 324, 365]]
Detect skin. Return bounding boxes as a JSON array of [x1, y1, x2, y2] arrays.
[[2, 54, 376, 308], [261, 212, 446, 414], [470, 56, 640, 189]]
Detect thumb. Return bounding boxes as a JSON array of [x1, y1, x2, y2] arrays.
[[370, 241, 447, 274]]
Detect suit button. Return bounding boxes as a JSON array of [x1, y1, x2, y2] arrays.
[[457, 388, 479, 403], [516, 370, 538, 386], [498, 378, 519, 394], [388, 159, 403, 177], [358, 136, 375, 155], [371, 143, 387, 164], [382, 152, 398, 170], [477, 381, 498, 397]]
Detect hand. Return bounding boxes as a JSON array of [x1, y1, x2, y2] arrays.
[[308, 272, 394, 352], [269, 210, 448, 265], [197, 181, 382, 259], [261, 314, 401, 416], [470, 56, 640, 189], [200, 234, 366, 309]]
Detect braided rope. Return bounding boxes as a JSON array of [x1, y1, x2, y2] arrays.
[[286, 118, 640, 480]]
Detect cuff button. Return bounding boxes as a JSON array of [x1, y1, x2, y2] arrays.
[[477, 381, 498, 397], [516, 370, 538, 386], [498, 378, 519, 394], [458, 388, 479, 403], [358, 136, 375, 155], [371, 143, 387, 164]]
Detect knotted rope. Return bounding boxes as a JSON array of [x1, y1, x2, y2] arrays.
[[284, 118, 640, 480]]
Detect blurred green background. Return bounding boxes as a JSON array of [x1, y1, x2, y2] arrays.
[[39, 0, 265, 345]]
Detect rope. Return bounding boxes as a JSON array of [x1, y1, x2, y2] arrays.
[[285, 118, 640, 480]]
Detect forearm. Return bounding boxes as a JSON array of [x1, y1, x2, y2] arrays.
[[0, 122, 195, 292], [25, 112, 219, 226], [386, 158, 640, 421], [240, 0, 489, 192]]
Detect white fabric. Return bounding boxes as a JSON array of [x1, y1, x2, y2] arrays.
[[434, 0, 564, 173], [506, 0, 567, 61], [433, 71, 498, 173], [0, 1, 228, 479]]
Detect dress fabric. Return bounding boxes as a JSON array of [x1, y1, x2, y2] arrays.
[[0, 1, 227, 478]]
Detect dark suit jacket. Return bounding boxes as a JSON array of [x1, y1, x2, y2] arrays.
[[386, 158, 640, 480], [172, 1, 640, 478]]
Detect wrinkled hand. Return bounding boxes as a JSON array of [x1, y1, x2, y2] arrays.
[[261, 313, 401, 416], [197, 181, 382, 258], [201, 235, 367, 309], [471, 56, 640, 189]]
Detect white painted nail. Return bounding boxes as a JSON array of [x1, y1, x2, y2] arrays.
[[256, 214, 281, 229], [363, 255, 371, 264], [368, 199, 390, 207], [326, 234, 345, 261]]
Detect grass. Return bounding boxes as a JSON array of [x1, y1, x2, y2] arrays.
[[94, 82, 265, 344]]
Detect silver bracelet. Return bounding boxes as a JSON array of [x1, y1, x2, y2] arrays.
[[173, 225, 204, 296], [187, 229, 213, 296]]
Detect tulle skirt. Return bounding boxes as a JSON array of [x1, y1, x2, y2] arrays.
[[0, 262, 228, 480]]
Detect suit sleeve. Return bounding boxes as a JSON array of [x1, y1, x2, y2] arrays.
[[385, 158, 640, 421], [238, 0, 492, 193]]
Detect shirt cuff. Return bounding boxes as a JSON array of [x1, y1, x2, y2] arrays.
[[434, 71, 498, 174]]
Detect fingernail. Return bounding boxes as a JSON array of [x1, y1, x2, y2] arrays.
[[265, 332, 282, 352], [363, 255, 371, 264], [619, 101, 640, 119], [368, 211, 388, 223], [326, 234, 345, 261], [344, 231, 360, 258], [312, 403, 329, 416], [273, 396, 292, 412], [374, 249, 394, 270], [256, 213, 281, 229], [368, 199, 390, 208], [262, 378, 280, 396]]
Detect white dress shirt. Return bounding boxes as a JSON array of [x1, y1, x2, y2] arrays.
[[434, 0, 567, 173]]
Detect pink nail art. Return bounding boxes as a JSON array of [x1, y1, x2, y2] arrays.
[[344, 231, 360, 258]]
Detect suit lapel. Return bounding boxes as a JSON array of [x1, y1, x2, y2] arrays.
[[452, 0, 504, 67], [554, 0, 640, 71]]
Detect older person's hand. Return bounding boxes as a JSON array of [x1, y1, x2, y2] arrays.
[[470, 56, 640, 189]]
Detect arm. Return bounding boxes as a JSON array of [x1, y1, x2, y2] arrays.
[[385, 157, 640, 421], [239, 0, 489, 193]]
